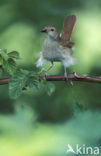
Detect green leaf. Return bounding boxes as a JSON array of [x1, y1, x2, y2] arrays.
[[26, 77, 39, 90], [3, 49, 8, 53], [46, 82, 56, 96], [8, 51, 20, 59], [28, 71, 37, 77], [1, 51, 8, 61], [3, 58, 16, 75], [25, 71, 39, 90], [20, 69, 30, 75], [9, 72, 27, 99], [0, 67, 3, 76], [0, 54, 3, 65], [9, 70, 39, 99]]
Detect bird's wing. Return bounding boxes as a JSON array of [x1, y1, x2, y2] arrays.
[[60, 15, 76, 41], [59, 40, 75, 48]]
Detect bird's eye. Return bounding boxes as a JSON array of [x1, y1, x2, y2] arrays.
[[51, 28, 54, 31]]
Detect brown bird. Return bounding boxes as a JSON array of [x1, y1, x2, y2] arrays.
[[36, 15, 77, 79]]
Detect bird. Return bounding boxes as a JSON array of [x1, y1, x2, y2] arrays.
[[36, 15, 77, 80]]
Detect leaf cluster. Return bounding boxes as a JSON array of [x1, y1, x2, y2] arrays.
[[0, 49, 56, 99], [9, 69, 39, 99], [0, 49, 20, 75], [9, 69, 56, 99]]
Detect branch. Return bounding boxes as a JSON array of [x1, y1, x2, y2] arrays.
[[0, 78, 10, 85], [0, 73, 101, 85]]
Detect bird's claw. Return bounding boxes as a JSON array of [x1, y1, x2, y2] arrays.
[[38, 69, 48, 80], [64, 73, 73, 85]]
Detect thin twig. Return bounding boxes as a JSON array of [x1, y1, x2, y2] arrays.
[[0, 73, 101, 85]]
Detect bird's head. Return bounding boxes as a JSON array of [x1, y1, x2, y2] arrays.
[[40, 25, 59, 40]]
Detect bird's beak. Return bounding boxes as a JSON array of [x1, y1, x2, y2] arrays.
[[40, 28, 47, 33]]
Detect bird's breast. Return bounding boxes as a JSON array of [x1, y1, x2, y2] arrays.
[[42, 39, 64, 61]]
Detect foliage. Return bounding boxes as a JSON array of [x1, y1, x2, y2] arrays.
[[9, 69, 39, 99], [39, 78, 56, 96], [9, 69, 56, 99], [0, 48, 55, 99], [0, 49, 20, 75], [46, 82, 56, 96]]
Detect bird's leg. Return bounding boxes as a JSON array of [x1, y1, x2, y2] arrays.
[[46, 62, 54, 73], [38, 62, 54, 79], [44, 62, 54, 79], [64, 66, 73, 85], [38, 68, 47, 74], [64, 66, 68, 81]]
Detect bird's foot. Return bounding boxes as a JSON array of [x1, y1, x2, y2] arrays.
[[64, 73, 73, 85], [38, 69, 48, 80]]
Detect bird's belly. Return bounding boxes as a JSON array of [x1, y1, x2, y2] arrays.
[[42, 40, 73, 62], [43, 50, 63, 61], [42, 45, 64, 62]]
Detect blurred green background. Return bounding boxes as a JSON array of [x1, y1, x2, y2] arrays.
[[0, 0, 101, 155]]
